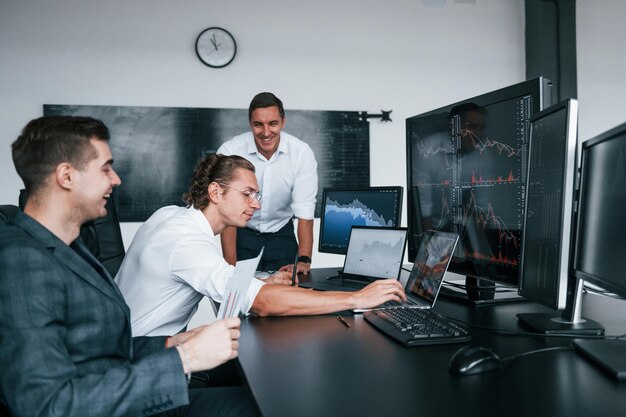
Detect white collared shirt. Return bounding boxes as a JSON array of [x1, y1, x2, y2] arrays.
[[217, 131, 318, 233], [115, 206, 265, 336]]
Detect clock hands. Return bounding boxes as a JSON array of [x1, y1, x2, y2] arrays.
[[210, 33, 222, 51]]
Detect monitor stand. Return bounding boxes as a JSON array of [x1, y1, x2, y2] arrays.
[[517, 313, 604, 335], [439, 276, 525, 305], [516, 278, 605, 335]]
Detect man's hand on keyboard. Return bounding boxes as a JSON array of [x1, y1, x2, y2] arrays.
[[263, 271, 293, 286], [352, 279, 407, 309]]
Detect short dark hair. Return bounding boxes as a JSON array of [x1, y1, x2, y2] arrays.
[[182, 153, 256, 210], [11, 116, 110, 196], [248, 92, 285, 121]]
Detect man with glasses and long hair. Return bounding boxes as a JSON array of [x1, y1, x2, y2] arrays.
[[116, 153, 406, 338]]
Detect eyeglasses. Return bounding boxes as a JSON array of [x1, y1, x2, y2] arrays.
[[218, 183, 262, 203]]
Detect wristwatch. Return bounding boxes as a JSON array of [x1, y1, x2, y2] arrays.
[[298, 255, 312, 264]]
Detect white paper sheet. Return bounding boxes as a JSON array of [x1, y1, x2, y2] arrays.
[[216, 248, 264, 319]]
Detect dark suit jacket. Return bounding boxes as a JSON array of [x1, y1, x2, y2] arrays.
[[0, 212, 189, 417]]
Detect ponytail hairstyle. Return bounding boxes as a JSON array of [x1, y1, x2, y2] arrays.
[[182, 153, 255, 210]]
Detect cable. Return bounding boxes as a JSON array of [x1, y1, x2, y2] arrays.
[[500, 345, 574, 364], [442, 281, 518, 294], [446, 316, 620, 340], [582, 285, 626, 300]]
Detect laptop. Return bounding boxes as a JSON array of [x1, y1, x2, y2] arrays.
[[354, 230, 459, 312], [300, 226, 408, 292]]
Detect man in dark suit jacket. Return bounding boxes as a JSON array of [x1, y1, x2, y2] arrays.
[[0, 116, 257, 417]]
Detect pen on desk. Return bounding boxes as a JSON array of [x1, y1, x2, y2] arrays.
[[337, 315, 351, 328], [291, 252, 298, 286]]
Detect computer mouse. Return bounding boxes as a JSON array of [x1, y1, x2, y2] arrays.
[[448, 345, 502, 375]]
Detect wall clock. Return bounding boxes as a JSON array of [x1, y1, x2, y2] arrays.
[[195, 27, 237, 68]]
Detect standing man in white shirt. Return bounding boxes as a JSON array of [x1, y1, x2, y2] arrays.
[[217, 92, 317, 273]]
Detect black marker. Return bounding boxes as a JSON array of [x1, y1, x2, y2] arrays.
[[291, 252, 298, 286]]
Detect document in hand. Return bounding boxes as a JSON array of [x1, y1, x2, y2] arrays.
[[217, 248, 264, 319]]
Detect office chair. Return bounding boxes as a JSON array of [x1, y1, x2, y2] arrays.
[[18, 188, 126, 278], [0, 204, 19, 221]]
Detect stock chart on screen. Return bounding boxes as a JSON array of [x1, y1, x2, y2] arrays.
[[319, 187, 403, 255]]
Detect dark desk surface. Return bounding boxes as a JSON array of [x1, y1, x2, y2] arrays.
[[237, 268, 626, 417]]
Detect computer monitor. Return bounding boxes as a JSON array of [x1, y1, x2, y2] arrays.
[[516, 99, 599, 332], [318, 187, 403, 255], [570, 121, 626, 379], [406, 77, 553, 300]]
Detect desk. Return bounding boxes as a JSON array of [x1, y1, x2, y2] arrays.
[[237, 269, 626, 417]]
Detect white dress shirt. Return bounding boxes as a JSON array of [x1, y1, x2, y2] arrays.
[[115, 206, 265, 336], [217, 131, 318, 233]]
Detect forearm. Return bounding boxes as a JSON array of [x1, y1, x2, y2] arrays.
[[220, 226, 238, 265], [250, 280, 406, 316], [250, 285, 356, 316], [296, 218, 314, 258]]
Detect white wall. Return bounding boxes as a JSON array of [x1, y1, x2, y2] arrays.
[[577, 0, 626, 141], [4, 0, 624, 327], [0, 0, 525, 241], [1, 0, 526, 325]]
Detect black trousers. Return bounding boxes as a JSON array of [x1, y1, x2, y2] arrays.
[[0, 384, 259, 417], [236, 220, 298, 272], [160, 386, 260, 417]]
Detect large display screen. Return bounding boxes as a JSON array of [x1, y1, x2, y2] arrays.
[[575, 122, 626, 297], [519, 100, 578, 310], [406, 77, 553, 286]]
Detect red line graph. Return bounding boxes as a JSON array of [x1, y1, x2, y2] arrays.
[[461, 128, 521, 158], [469, 169, 517, 184], [461, 190, 519, 265], [464, 249, 518, 266]]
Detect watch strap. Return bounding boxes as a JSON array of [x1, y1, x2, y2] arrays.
[[297, 255, 311, 264]]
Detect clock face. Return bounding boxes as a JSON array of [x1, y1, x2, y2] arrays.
[[195, 27, 237, 68]]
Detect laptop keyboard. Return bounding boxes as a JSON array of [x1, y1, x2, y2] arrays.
[[377, 299, 417, 308], [363, 308, 471, 346]]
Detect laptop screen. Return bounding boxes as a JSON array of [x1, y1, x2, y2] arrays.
[[342, 226, 407, 279], [404, 231, 459, 306]]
